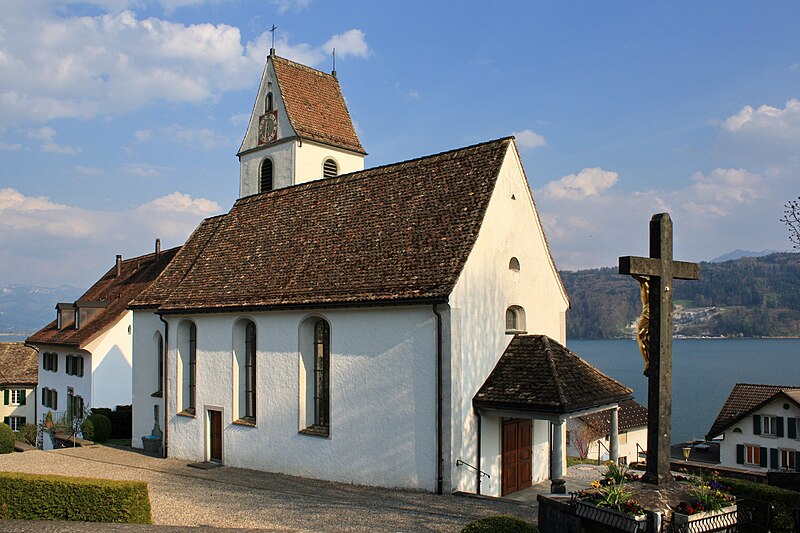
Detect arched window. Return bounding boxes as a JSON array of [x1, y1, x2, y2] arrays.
[[266, 92, 273, 112], [323, 158, 338, 178], [299, 316, 330, 436], [260, 158, 273, 193], [509, 257, 521, 271], [233, 319, 257, 423], [506, 306, 526, 334], [245, 321, 257, 419], [178, 321, 197, 414]]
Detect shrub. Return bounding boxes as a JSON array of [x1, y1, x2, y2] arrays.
[[92, 405, 132, 439], [0, 423, 14, 454], [81, 414, 112, 442], [461, 515, 537, 533], [0, 471, 151, 523], [724, 477, 800, 532], [15, 423, 37, 446]]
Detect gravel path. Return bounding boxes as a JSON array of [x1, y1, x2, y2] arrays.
[[0, 446, 536, 532]]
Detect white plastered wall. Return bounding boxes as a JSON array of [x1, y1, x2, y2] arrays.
[[160, 306, 438, 490], [131, 310, 165, 449], [1, 387, 36, 427], [36, 347, 91, 422], [448, 141, 569, 496], [294, 140, 364, 185], [83, 312, 133, 409]]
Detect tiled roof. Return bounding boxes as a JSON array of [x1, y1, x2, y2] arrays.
[[473, 335, 633, 414], [706, 383, 800, 440], [134, 138, 513, 312], [578, 399, 648, 434], [0, 343, 37, 386], [273, 56, 366, 155], [27, 247, 181, 348]]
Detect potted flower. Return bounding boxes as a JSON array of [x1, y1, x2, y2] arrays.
[[672, 475, 737, 532], [574, 463, 647, 533]]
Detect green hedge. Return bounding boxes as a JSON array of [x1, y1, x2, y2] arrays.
[[0, 423, 14, 454], [0, 472, 152, 524], [81, 414, 112, 442], [461, 515, 538, 533], [724, 477, 800, 532]]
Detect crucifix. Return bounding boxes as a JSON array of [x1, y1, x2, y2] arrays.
[[619, 213, 700, 485], [269, 24, 277, 56]]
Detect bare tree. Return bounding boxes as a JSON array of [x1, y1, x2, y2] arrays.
[[781, 197, 800, 249], [571, 422, 604, 460]]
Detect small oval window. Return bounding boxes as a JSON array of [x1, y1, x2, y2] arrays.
[[509, 257, 521, 271]]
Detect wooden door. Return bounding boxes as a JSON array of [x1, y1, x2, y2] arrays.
[[502, 418, 532, 496], [209, 410, 222, 463]]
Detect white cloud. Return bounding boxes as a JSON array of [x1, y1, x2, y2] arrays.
[[513, 129, 547, 150], [26, 126, 80, 154], [134, 129, 152, 143], [686, 168, 761, 213], [268, 0, 312, 14], [541, 167, 618, 200], [0, 141, 21, 150], [122, 164, 161, 178], [721, 99, 800, 137], [0, 188, 221, 286], [0, 4, 369, 127]]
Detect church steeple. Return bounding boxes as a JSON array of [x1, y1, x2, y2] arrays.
[[236, 53, 366, 198]]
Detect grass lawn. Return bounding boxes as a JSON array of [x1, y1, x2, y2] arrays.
[[104, 438, 132, 447]]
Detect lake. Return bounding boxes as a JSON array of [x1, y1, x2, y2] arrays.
[[569, 338, 800, 444]]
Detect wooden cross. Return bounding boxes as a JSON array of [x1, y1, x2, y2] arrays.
[[619, 213, 700, 485]]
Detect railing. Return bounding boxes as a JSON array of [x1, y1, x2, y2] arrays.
[[456, 459, 490, 478], [598, 440, 611, 463], [637, 443, 647, 460]]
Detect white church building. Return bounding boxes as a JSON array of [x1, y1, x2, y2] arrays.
[[130, 51, 633, 497]]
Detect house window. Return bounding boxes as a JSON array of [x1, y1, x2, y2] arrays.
[[41, 388, 58, 410], [2, 416, 25, 431], [66, 355, 84, 377], [509, 257, 521, 271], [780, 449, 796, 470], [266, 92, 273, 112], [746, 445, 761, 466], [763, 416, 778, 436], [43, 352, 58, 372], [505, 306, 526, 333], [323, 158, 338, 178], [8, 389, 23, 406], [260, 158, 273, 192], [178, 321, 197, 415], [313, 320, 330, 428]]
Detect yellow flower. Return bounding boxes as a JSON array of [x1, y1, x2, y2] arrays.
[[590, 480, 601, 488]]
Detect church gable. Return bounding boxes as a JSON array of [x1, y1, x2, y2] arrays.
[[142, 138, 512, 312]]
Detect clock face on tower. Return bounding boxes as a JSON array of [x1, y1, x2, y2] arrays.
[[258, 111, 278, 145]]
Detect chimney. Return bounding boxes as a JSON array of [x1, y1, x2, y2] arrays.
[[155, 238, 161, 261], [116, 254, 122, 277]]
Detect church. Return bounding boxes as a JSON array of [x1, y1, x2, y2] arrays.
[[130, 50, 633, 497]]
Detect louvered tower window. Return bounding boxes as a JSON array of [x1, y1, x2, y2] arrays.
[[323, 158, 338, 178], [266, 92, 273, 111], [260, 158, 273, 192]]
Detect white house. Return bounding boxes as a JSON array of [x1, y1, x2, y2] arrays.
[[0, 342, 38, 432], [27, 243, 179, 427], [567, 399, 648, 466], [707, 383, 800, 472], [130, 51, 633, 498]]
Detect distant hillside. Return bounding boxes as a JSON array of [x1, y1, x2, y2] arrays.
[[562, 252, 800, 339], [0, 284, 82, 334]]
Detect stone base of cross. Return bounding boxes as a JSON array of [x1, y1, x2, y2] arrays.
[[619, 213, 699, 485]]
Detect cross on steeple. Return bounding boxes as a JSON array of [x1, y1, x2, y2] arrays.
[[269, 24, 277, 57], [619, 213, 700, 485]]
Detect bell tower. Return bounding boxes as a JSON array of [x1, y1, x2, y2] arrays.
[[236, 49, 367, 198]]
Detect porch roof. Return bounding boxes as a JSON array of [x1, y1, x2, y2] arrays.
[[473, 335, 633, 419]]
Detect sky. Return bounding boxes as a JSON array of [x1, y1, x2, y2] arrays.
[[1, 1, 799, 289]]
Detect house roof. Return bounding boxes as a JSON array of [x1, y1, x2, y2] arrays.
[[272, 56, 366, 155], [578, 399, 648, 434], [706, 383, 800, 440], [132, 137, 513, 312], [473, 335, 633, 415], [27, 247, 181, 349], [0, 342, 37, 386]]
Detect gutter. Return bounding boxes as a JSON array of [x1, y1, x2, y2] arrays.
[[158, 313, 169, 458], [155, 296, 446, 315], [432, 304, 444, 495]]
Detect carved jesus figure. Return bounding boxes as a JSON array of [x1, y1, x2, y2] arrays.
[[633, 275, 650, 376]]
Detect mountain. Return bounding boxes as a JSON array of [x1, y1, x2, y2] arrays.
[[0, 284, 82, 334], [710, 249, 784, 263], [562, 252, 800, 339]]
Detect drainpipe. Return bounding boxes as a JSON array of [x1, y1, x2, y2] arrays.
[[158, 313, 169, 458], [432, 304, 443, 495], [476, 408, 482, 495]]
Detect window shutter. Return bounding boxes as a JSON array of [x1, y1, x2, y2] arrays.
[[759, 447, 768, 467], [19, 417, 25, 426], [54, 355, 58, 373], [53, 390, 58, 411], [19, 390, 25, 406], [770, 447, 779, 469], [789, 417, 797, 439], [753, 415, 761, 435], [736, 444, 745, 464], [3, 389, 7, 405], [777, 417, 785, 438], [41, 388, 46, 405], [79, 357, 84, 377]]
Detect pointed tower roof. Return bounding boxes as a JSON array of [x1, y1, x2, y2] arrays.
[[271, 56, 366, 155]]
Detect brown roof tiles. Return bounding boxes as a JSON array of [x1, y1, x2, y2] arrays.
[[474, 335, 633, 414], [706, 383, 800, 440], [272, 56, 366, 155], [27, 247, 181, 348], [0, 343, 37, 386], [578, 399, 648, 434], [135, 138, 513, 312]]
